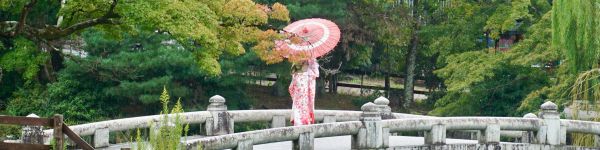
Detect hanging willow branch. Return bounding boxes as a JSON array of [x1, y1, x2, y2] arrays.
[[570, 68, 600, 146]]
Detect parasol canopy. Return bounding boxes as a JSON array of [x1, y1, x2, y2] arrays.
[[276, 18, 341, 58]]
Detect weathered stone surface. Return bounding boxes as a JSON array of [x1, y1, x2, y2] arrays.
[[234, 139, 253, 150], [323, 115, 336, 123], [43, 109, 428, 138], [540, 101, 558, 111], [524, 113, 538, 118], [362, 102, 378, 112], [373, 97, 390, 105], [479, 124, 499, 144], [425, 124, 446, 145], [208, 95, 227, 111], [292, 132, 314, 150], [22, 113, 44, 144], [271, 115, 286, 128], [206, 95, 234, 136], [539, 101, 561, 145], [94, 127, 110, 148], [185, 121, 363, 150], [390, 143, 600, 150]]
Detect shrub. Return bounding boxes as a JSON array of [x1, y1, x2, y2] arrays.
[[134, 87, 191, 150]]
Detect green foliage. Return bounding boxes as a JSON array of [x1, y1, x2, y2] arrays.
[[431, 0, 558, 116], [0, 124, 20, 141], [135, 87, 189, 150], [6, 87, 49, 117], [0, 37, 48, 83], [552, 0, 600, 74], [431, 64, 549, 116], [42, 30, 204, 122]]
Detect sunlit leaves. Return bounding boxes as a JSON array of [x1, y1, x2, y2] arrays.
[[270, 3, 290, 22], [0, 37, 48, 83]]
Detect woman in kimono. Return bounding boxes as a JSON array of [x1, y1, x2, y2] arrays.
[[289, 58, 319, 125]]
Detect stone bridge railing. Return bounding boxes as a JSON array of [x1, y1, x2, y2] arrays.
[[40, 95, 426, 148], [183, 99, 600, 150], [35, 95, 600, 150]]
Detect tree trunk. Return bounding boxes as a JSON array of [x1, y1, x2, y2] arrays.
[[272, 74, 288, 96], [385, 73, 390, 98], [385, 56, 391, 98], [316, 76, 325, 96], [360, 73, 364, 96], [404, 0, 419, 108], [404, 34, 418, 108], [329, 74, 338, 94]]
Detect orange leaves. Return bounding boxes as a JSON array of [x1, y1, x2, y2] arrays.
[[252, 29, 311, 64], [270, 3, 290, 22]]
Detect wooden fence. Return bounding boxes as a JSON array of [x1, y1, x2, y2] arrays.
[[0, 114, 93, 150]]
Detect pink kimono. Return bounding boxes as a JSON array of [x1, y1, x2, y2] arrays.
[[289, 59, 319, 125]]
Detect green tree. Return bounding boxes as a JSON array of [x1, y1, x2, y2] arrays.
[[1, 0, 290, 119], [549, 0, 599, 146], [430, 0, 557, 116]]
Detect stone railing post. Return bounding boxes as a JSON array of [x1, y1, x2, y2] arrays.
[[478, 124, 500, 145], [234, 139, 253, 150], [93, 127, 110, 148], [352, 102, 388, 149], [425, 124, 446, 145], [205, 95, 234, 136], [538, 101, 562, 145], [293, 132, 315, 150], [21, 114, 44, 144], [520, 113, 538, 143], [271, 115, 286, 128]]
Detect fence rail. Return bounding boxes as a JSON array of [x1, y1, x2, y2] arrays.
[[0, 114, 93, 150]]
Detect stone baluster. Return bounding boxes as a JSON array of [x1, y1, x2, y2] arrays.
[[538, 101, 562, 145], [93, 127, 110, 148], [425, 124, 446, 145], [234, 139, 253, 150], [478, 124, 500, 145], [293, 132, 315, 150], [21, 114, 44, 144], [520, 113, 538, 143], [352, 102, 389, 149], [271, 115, 286, 128], [205, 95, 234, 136]]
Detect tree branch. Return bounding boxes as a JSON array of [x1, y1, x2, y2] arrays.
[[46, 0, 120, 40], [13, 0, 38, 36]]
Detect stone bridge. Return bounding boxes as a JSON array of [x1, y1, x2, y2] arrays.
[[31, 96, 600, 150]]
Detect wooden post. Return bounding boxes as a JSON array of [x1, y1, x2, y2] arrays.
[[53, 114, 64, 150]]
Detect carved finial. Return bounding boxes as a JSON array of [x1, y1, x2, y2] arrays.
[[26, 114, 39, 118], [374, 97, 390, 105], [540, 101, 557, 110], [207, 95, 227, 111], [361, 102, 377, 112], [523, 113, 538, 118], [209, 95, 226, 103]]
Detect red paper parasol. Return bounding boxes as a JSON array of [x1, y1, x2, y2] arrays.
[[276, 18, 341, 58]]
